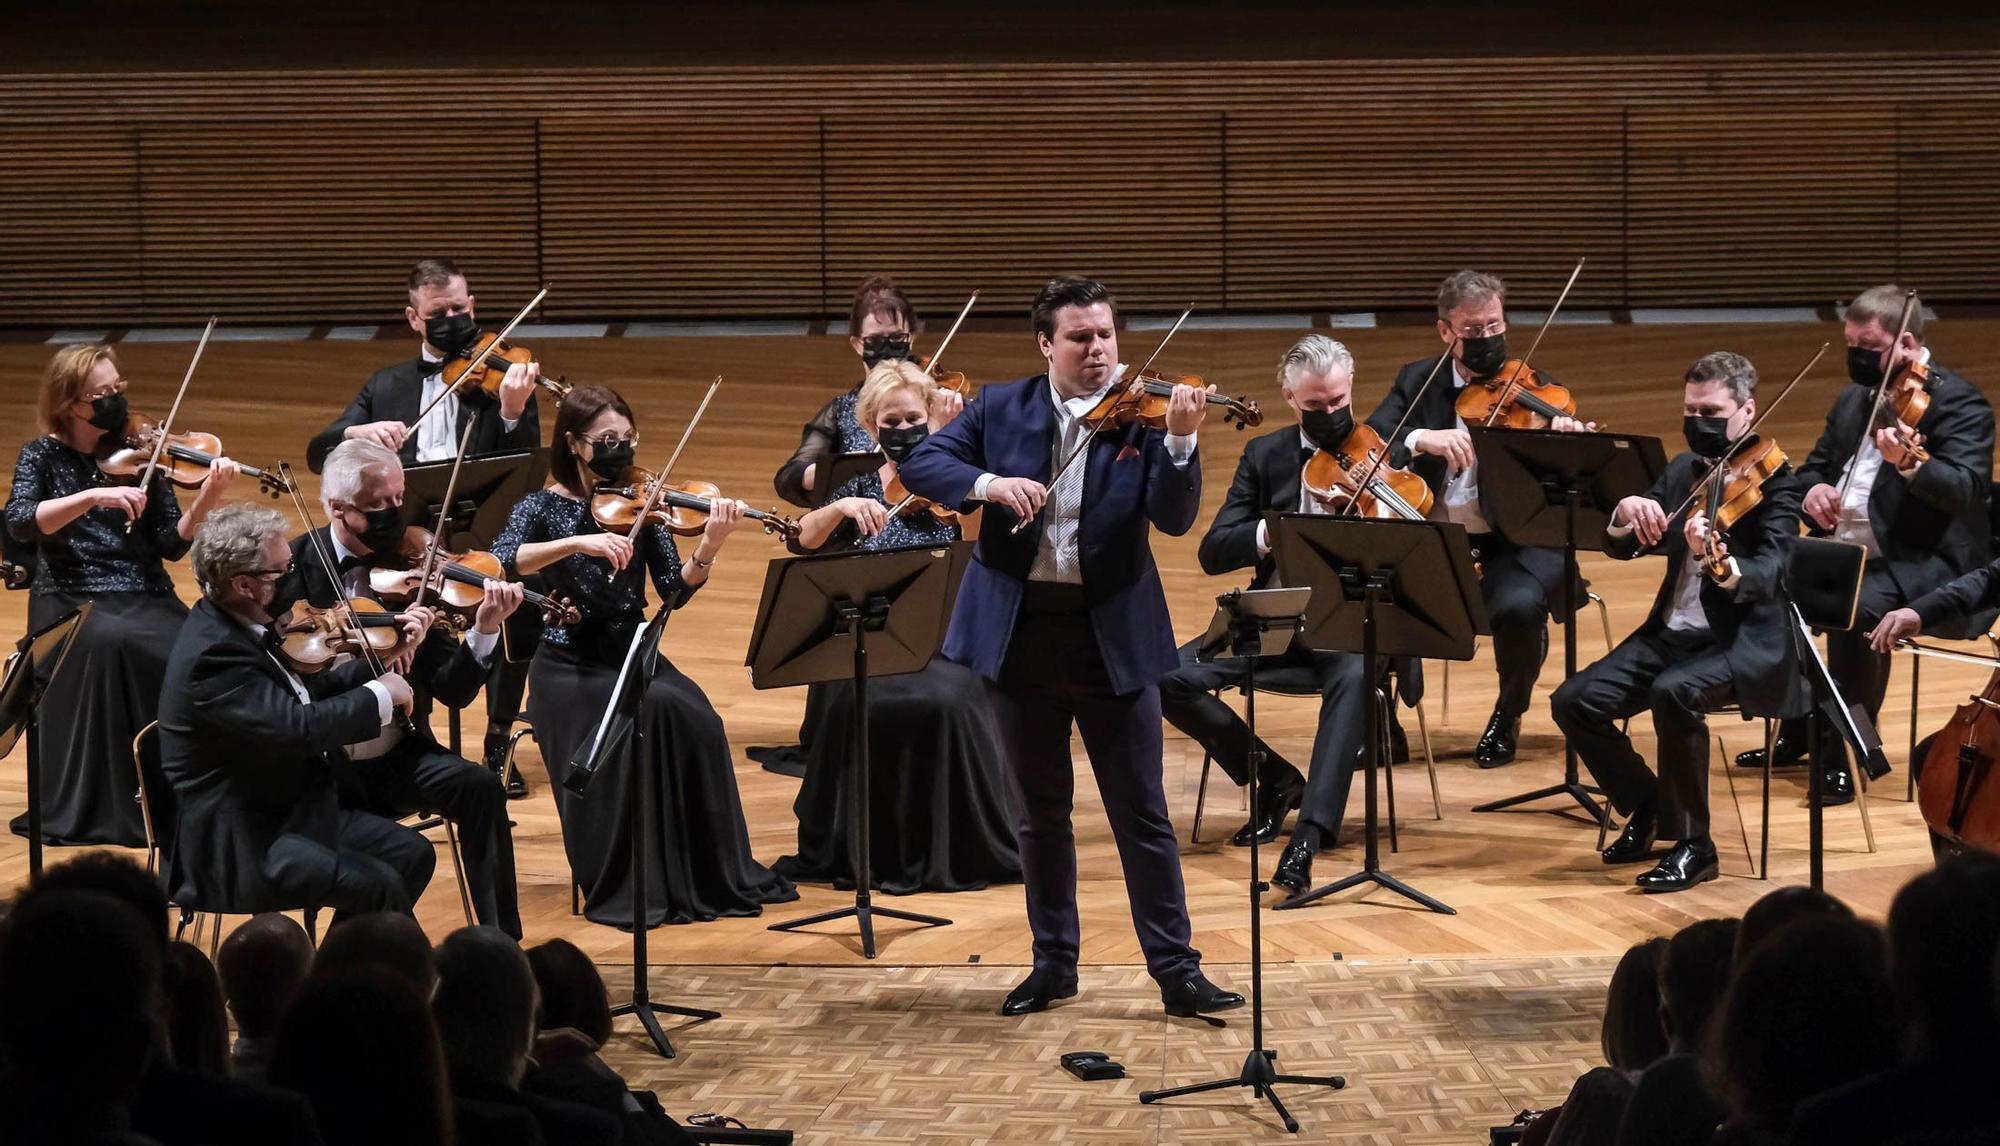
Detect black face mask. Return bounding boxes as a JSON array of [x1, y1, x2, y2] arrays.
[[1459, 333, 1508, 377], [425, 312, 479, 358], [876, 423, 930, 463], [85, 392, 128, 433], [1847, 345, 1886, 389], [354, 504, 406, 555], [1683, 415, 1736, 460], [585, 439, 634, 482], [859, 332, 913, 368], [1298, 406, 1354, 451]]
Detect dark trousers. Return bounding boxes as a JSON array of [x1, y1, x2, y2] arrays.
[[984, 588, 1199, 987], [1158, 637, 1372, 841], [337, 740, 521, 937], [1789, 561, 1904, 777], [1550, 626, 1736, 841], [484, 605, 542, 754], [1473, 534, 1563, 719], [263, 810, 435, 921]]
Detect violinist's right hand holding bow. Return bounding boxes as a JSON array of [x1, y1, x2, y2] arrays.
[[986, 477, 1047, 523], [1411, 428, 1475, 474], [1612, 494, 1669, 548], [345, 420, 410, 453], [570, 532, 634, 572], [1802, 483, 1844, 532], [1868, 607, 1923, 654]]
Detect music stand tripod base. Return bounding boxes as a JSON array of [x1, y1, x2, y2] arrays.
[[1140, 1047, 1345, 1135]]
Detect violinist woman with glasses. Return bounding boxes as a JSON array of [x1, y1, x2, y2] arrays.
[[4, 343, 240, 846]]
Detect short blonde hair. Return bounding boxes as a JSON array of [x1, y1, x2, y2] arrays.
[[38, 344, 120, 435], [1847, 284, 1924, 341], [855, 360, 935, 431]]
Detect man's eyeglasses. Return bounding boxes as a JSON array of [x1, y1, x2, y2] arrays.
[[1449, 320, 1506, 339]]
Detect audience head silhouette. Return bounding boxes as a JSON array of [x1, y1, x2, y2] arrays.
[[1660, 917, 1737, 1053], [434, 925, 539, 1089], [314, 911, 437, 997], [160, 940, 231, 1077], [1734, 883, 1852, 965], [1888, 851, 2000, 1060], [527, 937, 614, 1047], [271, 965, 453, 1146], [217, 912, 316, 1040], [1601, 936, 1670, 1070]]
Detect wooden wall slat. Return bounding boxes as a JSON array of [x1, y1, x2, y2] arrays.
[[0, 54, 1997, 322]]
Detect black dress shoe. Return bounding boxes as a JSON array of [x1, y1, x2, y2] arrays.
[[1475, 710, 1519, 769], [1162, 972, 1245, 1017], [1389, 716, 1411, 765], [1000, 968, 1078, 1016], [1635, 839, 1719, 893], [1601, 810, 1659, 865], [1734, 735, 1807, 770], [1272, 836, 1318, 896], [1230, 769, 1305, 847], [1819, 766, 1856, 806]]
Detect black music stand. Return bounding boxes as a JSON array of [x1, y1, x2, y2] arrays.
[[567, 602, 722, 1059], [1, 603, 93, 878], [1139, 587, 1344, 1134], [747, 541, 969, 958], [809, 451, 887, 508], [1465, 427, 1668, 839], [1267, 516, 1484, 915]]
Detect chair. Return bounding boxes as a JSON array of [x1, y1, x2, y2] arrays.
[[502, 721, 583, 918], [1442, 590, 1614, 726], [1189, 661, 1439, 845], [1714, 709, 1874, 880]]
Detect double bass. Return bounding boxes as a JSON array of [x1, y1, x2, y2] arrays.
[[1907, 642, 2000, 856]]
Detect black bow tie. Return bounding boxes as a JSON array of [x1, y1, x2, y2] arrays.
[[336, 554, 368, 575], [258, 626, 284, 654]]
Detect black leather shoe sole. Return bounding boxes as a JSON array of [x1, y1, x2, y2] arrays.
[[1601, 837, 1659, 865]]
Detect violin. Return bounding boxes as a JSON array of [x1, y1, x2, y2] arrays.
[[1877, 354, 1934, 465], [883, 469, 961, 526], [591, 467, 800, 540], [1690, 437, 1788, 580], [98, 411, 291, 497], [271, 597, 405, 674], [1300, 424, 1434, 521], [441, 330, 573, 406], [1077, 369, 1262, 432], [366, 526, 581, 627], [1454, 359, 1581, 429]]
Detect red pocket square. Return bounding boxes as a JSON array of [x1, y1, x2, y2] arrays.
[[1116, 444, 1141, 462]]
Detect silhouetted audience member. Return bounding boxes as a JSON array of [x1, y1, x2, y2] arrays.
[[1618, 917, 1738, 1146], [312, 912, 436, 997], [1706, 916, 1896, 1145], [161, 941, 231, 1077], [217, 913, 316, 1084], [271, 966, 453, 1146], [1528, 937, 1669, 1146], [28, 849, 171, 949], [1734, 884, 1852, 965], [434, 927, 621, 1146], [0, 888, 164, 1145], [525, 938, 697, 1145], [1785, 854, 2000, 1145]]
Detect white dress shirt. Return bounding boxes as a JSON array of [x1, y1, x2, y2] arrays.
[[1253, 427, 1331, 559], [1830, 346, 1932, 558], [1606, 509, 1741, 632], [1404, 359, 1494, 535], [970, 367, 1196, 585], [412, 348, 521, 463]]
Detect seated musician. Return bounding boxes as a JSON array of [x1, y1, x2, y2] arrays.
[[1737, 284, 1995, 803], [1158, 334, 1402, 896], [1551, 353, 1807, 892], [5, 343, 240, 847], [772, 359, 1020, 894], [275, 439, 526, 938], [158, 505, 434, 919], [305, 256, 548, 788], [1365, 270, 1592, 770], [773, 275, 920, 508]]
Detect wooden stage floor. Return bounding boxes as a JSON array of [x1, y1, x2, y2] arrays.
[[1, 319, 1991, 1140]]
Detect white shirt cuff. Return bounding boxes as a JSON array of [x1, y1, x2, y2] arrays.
[[1606, 516, 1635, 539], [971, 473, 998, 501], [1255, 518, 1270, 558], [1715, 556, 1743, 591], [500, 415, 521, 432], [465, 626, 501, 664], [1164, 432, 1196, 466], [362, 679, 394, 725], [1403, 428, 1426, 453]]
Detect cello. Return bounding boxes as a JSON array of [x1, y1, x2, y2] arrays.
[[1901, 640, 2000, 857]]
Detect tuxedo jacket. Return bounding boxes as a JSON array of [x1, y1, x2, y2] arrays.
[[156, 598, 385, 911], [306, 356, 542, 473], [1605, 450, 1810, 718], [896, 373, 1202, 695], [1198, 425, 1313, 589], [1794, 365, 1994, 614], [278, 526, 490, 750]]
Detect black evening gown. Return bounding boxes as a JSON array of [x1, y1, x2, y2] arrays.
[[6, 437, 190, 847], [494, 489, 795, 928], [771, 467, 1021, 894]]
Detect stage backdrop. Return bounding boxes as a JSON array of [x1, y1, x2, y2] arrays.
[[2, 51, 1997, 323]]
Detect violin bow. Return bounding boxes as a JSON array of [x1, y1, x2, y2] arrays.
[[1835, 289, 1919, 509], [276, 462, 405, 712], [1481, 257, 1585, 428], [127, 316, 217, 533], [625, 376, 724, 545], [412, 422, 477, 614], [410, 285, 551, 428], [924, 291, 979, 376], [1661, 341, 1829, 526], [1331, 336, 1460, 517], [1012, 304, 1195, 535], [1893, 639, 2000, 670]]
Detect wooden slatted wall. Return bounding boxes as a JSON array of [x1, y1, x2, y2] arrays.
[[0, 53, 1997, 324]]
